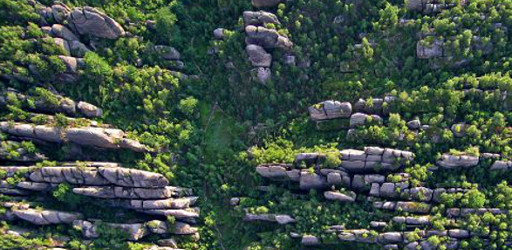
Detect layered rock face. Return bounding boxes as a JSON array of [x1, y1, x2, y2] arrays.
[[0, 161, 199, 247], [0, 122, 149, 152], [246, 144, 511, 248]]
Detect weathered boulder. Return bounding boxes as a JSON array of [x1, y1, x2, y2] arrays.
[[246, 44, 272, 67], [243, 11, 280, 26], [324, 191, 356, 202], [52, 37, 71, 55], [251, 0, 281, 8], [169, 222, 198, 235], [256, 67, 271, 83], [157, 238, 178, 248], [349, 113, 382, 127], [299, 171, 328, 190], [68, 7, 125, 39], [301, 235, 321, 246], [68, 40, 90, 57], [256, 165, 288, 179], [13, 209, 82, 225], [245, 25, 292, 50], [437, 154, 479, 168], [407, 119, 421, 130], [77, 101, 102, 118], [490, 160, 512, 171], [124, 197, 198, 210], [98, 167, 169, 188], [51, 3, 71, 24], [29, 167, 110, 185], [146, 220, 168, 234], [309, 101, 352, 121], [213, 28, 225, 40], [51, 24, 78, 41]]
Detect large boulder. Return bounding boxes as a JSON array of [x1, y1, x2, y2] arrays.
[[51, 24, 79, 41], [299, 171, 328, 190], [246, 44, 272, 67], [245, 25, 292, 50], [243, 11, 280, 26], [437, 154, 479, 168], [13, 209, 82, 225], [67, 7, 125, 39], [77, 101, 102, 118], [309, 101, 352, 121]]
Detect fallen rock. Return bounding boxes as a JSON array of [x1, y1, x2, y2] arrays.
[[77, 101, 102, 118], [246, 44, 272, 67]]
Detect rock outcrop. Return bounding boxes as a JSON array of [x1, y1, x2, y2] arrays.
[[67, 7, 125, 39], [0, 122, 148, 152], [241, 9, 293, 84]]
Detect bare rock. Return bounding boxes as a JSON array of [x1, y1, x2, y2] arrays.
[[243, 11, 280, 26], [68, 7, 125, 39], [309, 101, 352, 121], [77, 101, 102, 118], [14, 209, 82, 225], [324, 191, 356, 202], [246, 44, 272, 67]]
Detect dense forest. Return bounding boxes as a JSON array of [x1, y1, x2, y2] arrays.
[[1, 0, 512, 249]]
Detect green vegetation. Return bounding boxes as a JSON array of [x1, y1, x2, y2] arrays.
[[1, 0, 512, 249]]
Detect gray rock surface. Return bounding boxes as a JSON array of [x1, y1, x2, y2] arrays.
[[68, 7, 125, 39], [246, 44, 272, 67]]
